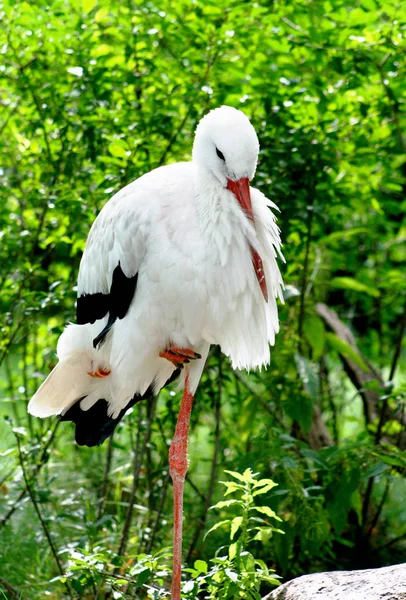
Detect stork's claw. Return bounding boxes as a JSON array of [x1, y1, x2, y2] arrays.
[[159, 347, 201, 368]]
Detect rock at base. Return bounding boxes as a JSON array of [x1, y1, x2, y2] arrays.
[[263, 562, 406, 600]]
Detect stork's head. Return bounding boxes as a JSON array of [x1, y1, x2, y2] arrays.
[[193, 106, 268, 302], [193, 106, 259, 224], [193, 105, 259, 186]]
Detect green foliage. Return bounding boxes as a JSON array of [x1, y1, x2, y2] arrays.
[[45, 471, 282, 599], [59, 547, 172, 598], [186, 469, 282, 599], [0, 0, 405, 597]]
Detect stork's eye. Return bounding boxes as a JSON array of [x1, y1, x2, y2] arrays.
[[216, 147, 225, 161]]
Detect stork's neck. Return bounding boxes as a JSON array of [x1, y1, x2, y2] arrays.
[[193, 163, 227, 233], [192, 162, 257, 268]]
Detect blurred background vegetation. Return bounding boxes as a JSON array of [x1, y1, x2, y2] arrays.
[[0, 0, 405, 597]]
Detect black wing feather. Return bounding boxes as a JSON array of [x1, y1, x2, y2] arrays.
[[76, 262, 138, 347], [77, 292, 109, 325]]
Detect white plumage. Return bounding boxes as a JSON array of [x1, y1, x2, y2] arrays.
[[29, 106, 284, 428]]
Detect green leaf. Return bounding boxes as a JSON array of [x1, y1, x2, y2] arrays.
[[377, 454, 406, 468], [303, 316, 325, 360], [108, 141, 128, 159], [264, 576, 282, 586], [321, 227, 369, 246], [252, 506, 282, 521], [194, 560, 208, 574], [230, 516, 243, 539], [220, 481, 244, 496], [253, 526, 278, 543], [242, 468, 255, 483], [284, 392, 313, 433], [326, 333, 369, 371], [295, 353, 319, 401], [135, 568, 151, 586], [212, 499, 241, 509], [364, 462, 388, 478], [204, 519, 230, 539], [229, 542, 237, 560], [224, 470, 246, 482], [82, 0, 97, 12], [331, 277, 379, 297], [252, 480, 278, 496], [225, 568, 238, 582]]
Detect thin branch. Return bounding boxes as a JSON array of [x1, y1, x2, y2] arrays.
[[389, 296, 406, 383], [145, 470, 171, 554], [0, 577, 20, 600], [185, 474, 207, 504], [375, 296, 406, 445], [97, 433, 114, 521], [366, 477, 391, 539], [376, 529, 406, 552], [157, 107, 193, 167], [298, 204, 314, 347], [233, 371, 285, 428], [15, 433, 73, 599], [117, 397, 157, 558], [1, 420, 59, 527]]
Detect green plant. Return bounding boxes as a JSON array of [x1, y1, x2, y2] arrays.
[[184, 469, 283, 599], [57, 546, 172, 599]]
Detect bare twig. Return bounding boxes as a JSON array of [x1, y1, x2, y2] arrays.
[[298, 204, 314, 347], [366, 477, 391, 539], [185, 474, 207, 503], [233, 371, 285, 428], [389, 297, 406, 383], [117, 397, 157, 558], [145, 470, 171, 553], [15, 432, 73, 599], [375, 298, 406, 443], [97, 433, 114, 521], [0, 577, 20, 600], [376, 529, 406, 551], [316, 303, 385, 426], [1, 420, 59, 527]]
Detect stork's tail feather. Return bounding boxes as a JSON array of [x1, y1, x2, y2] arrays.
[[61, 369, 181, 447], [28, 354, 93, 418], [61, 394, 146, 447], [60, 366, 182, 447]]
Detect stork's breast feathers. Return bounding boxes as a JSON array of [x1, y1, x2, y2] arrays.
[[201, 186, 283, 370]]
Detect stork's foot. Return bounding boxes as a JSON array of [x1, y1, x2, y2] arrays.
[[87, 366, 111, 378], [159, 347, 201, 368]]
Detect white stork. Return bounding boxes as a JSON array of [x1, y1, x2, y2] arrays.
[[28, 105, 284, 599]]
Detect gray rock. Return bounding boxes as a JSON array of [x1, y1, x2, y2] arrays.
[[263, 563, 406, 600]]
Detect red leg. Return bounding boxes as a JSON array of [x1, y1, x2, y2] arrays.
[[169, 372, 194, 600]]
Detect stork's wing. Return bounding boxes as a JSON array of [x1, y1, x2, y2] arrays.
[[76, 184, 149, 344]]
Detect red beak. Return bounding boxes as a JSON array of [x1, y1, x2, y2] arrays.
[[227, 177, 254, 222], [227, 177, 269, 303]]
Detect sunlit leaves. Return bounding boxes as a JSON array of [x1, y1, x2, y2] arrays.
[[331, 277, 380, 298], [325, 333, 369, 371]]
